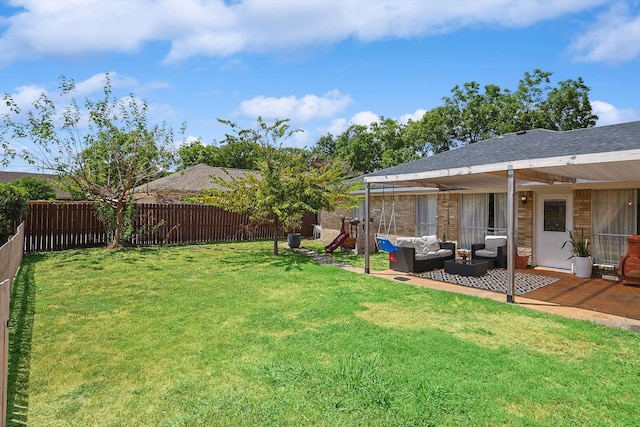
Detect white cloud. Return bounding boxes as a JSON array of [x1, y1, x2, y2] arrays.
[[323, 118, 349, 137], [0, 84, 46, 114], [69, 72, 138, 97], [237, 90, 353, 122], [399, 109, 427, 124], [0, 0, 609, 65], [592, 100, 640, 126], [569, 3, 640, 65], [350, 111, 380, 126]]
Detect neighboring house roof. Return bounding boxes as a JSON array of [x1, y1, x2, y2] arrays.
[[0, 171, 72, 199], [364, 120, 640, 189], [134, 164, 254, 194]]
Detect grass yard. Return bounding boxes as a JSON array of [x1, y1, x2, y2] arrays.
[[7, 240, 640, 426]]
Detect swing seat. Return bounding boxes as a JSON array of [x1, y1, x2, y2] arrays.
[[376, 237, 397, 253]]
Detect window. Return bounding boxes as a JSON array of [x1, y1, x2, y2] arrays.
[[353, 200, 365, 219], [592, 189, 638, 264], [543, 199, 566, 232], [415, 195, 437, 236], [459, 193, 507, 249]]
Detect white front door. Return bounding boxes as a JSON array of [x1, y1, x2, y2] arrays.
[[535, 192, 574, 270]]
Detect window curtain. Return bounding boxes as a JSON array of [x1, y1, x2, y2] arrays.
[[493, 193, 508, 235], [415, 195, 437, 236], [592, 189, 637, 264], [353, 200, 365, 219], [459, 193, 489, 249]]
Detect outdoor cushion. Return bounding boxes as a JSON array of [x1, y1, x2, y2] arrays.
[[436, 248, 453, 257], [475, 248, 498, 257], [485, 236, 507, 251], [415, 248, 453, 261], [415, 251, 441, 261], [396, 237, 418, 248], [423, 235, 441, 252]]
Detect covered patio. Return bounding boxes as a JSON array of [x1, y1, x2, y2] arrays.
[[361, 122, 640, 304]]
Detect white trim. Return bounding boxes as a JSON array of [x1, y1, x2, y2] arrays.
[[364, 149, 640, 184]]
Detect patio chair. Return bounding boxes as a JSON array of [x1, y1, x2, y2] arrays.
[[471, 235, 507, 268]]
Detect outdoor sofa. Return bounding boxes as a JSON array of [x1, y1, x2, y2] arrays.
[[390, 235, 455, 273]]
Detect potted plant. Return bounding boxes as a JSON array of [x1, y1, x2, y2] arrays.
[[562, 228, 592, 278]]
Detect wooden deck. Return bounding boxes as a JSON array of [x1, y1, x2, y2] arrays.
[[522, 269, 640, 321]]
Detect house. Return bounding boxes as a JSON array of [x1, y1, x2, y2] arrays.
[[321, 120, 640, 278], [0, 171, 72, 200], [132, 163, 254, 203]]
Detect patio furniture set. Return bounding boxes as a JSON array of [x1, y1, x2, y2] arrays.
[[389, 235, 508, 277]]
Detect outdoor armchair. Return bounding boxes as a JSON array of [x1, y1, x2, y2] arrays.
[[471, 235, 507, 268]]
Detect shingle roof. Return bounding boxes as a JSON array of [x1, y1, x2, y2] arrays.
[[0, 171, 72, 199], [136, 164, 254, 193], [365, 120, 640, 178]]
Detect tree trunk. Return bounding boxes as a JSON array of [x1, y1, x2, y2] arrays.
[[109, 201, 124, 249]]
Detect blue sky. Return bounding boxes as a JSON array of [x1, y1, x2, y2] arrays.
[[1, 0, 640, 171]]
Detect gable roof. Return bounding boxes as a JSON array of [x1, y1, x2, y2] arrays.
[[0, 171, 72, 199], [135, 164, 254, 193], [364, 120, 640, 189]]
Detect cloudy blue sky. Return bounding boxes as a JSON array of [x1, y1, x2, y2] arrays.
[[1, 0, 640, 171]]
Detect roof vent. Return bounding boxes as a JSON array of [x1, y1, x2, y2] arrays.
[[516, 130, 527, 135]]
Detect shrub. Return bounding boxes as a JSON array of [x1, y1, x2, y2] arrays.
[[0, 183, 29, 242], [10, 176, 57, 200]]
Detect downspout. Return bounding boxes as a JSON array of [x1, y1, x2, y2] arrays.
[[507, 166, 516, 303], [364, 182, 371, 274]]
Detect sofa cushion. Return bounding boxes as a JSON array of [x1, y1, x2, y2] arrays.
[[475, 248, 498, 257], [423, 235, 440, 252], [485, 236, 507, 251], [415, 251, 440, 260], [437, 248, 453, 258], [396, 237, 418, 249]]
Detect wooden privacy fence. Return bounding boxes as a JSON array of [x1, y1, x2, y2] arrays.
[[22, 202, 278, 252], [0, 223, 25, 427]]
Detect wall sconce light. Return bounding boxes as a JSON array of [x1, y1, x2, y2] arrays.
[[521, 195, 528, 204]]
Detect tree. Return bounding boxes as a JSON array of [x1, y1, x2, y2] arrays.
[[176, 139, 220, 170], [9, 176, 57, 200], [420, 69, 598, 152], [334, 123, 382, 175], [0, 183, 28, 243], [190, 117, 361, 255], [1, 74, 179, 248]]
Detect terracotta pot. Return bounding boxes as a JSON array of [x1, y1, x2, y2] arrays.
[[515, 254, 529, 269]]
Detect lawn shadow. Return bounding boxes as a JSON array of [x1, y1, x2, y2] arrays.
[[6, 254, 43, 426]]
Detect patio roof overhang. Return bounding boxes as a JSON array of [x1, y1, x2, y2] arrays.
[[363, 148, 640, 190]]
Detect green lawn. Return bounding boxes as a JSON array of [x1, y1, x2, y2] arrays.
[[8, 241, 640, 426]]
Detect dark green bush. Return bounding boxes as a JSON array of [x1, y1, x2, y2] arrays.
[[10, 176, 57, 201], [0, 183, 29, 242]]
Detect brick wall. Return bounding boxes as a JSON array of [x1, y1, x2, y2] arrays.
[[573, 189, 592, 239], [437, 193, 459, 243], [518, 191, 533, 256]]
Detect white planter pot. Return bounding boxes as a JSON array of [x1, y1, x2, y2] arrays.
[[574, 256, 593, 279]]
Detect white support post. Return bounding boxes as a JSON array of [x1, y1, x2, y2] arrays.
[[364, 182, 371, 274], [507, 166, 516, 303]]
